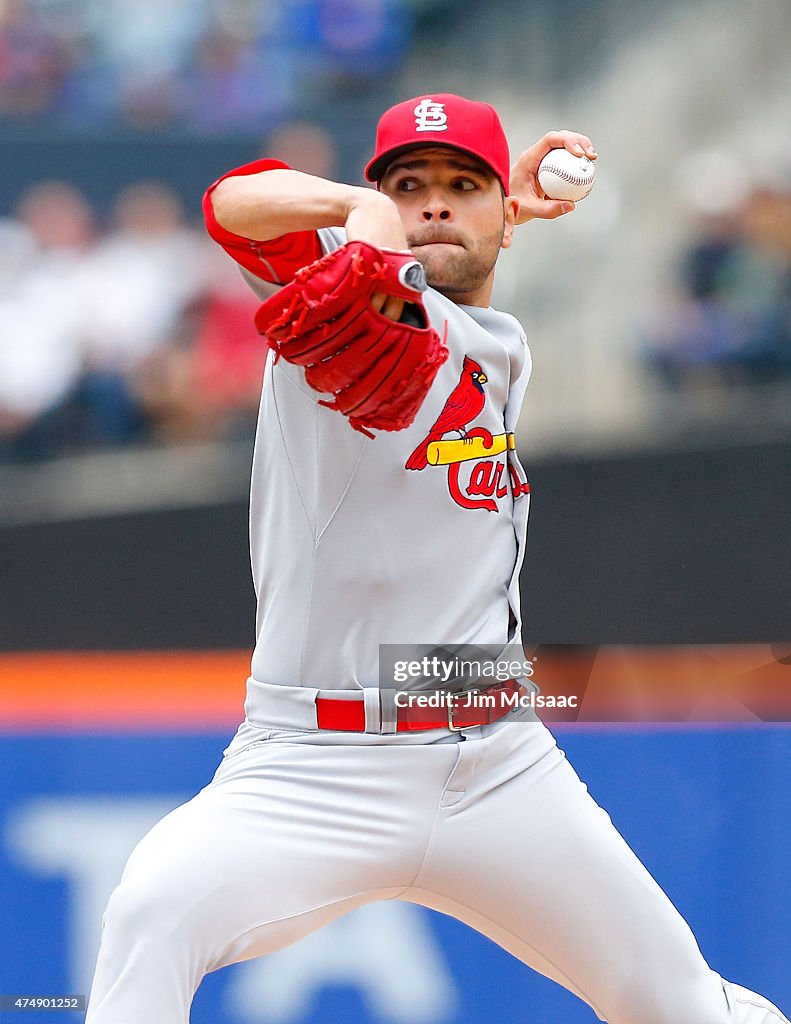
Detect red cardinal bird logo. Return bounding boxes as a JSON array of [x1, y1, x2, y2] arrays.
[[405, 355, 488, 471]]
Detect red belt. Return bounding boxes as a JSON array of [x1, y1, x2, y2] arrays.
[[315, 679, 525, 733]]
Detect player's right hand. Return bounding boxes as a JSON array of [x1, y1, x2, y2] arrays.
[[346, 190, 410, 321], [345, 189, 409, 251], [370, 290, 406, 322]]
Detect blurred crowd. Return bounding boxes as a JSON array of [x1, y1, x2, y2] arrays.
[[0, 179, 269, 463], [5, 173, 791, 464], [643, 184, 791, 391], [0, 0, 409, 131]]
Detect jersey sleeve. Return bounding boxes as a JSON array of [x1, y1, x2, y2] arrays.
[[202, 158, 323, 286]]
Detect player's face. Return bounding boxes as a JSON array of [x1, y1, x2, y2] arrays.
[[380, 147, 518, 306]]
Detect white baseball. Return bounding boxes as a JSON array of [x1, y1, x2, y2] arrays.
[[537, 149, 597, 202]]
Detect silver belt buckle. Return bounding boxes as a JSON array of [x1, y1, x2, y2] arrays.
[[447, 687, 483, 731], [447, 681, 525, 731]]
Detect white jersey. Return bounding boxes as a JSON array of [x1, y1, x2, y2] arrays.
[[241, 227, 532, 715]]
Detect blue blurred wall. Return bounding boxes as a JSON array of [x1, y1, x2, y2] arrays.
[[1, 726, 789, 1024]]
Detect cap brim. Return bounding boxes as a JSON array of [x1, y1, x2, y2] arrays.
[[365, 141, 500, 186]]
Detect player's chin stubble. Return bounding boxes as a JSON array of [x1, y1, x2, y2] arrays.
[[410, 223, 504, 299]]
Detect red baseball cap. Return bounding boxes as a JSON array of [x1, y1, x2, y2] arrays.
[[364, 93, 511, 194]]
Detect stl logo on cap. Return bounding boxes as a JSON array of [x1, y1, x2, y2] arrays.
[[414, 98, 448, 133], [364, 93, 511, 194]]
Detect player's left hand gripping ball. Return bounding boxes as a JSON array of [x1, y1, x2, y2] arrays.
[[255, 241, 449, 438]]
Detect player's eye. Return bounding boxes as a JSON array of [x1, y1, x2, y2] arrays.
[[395, 177, 420, 192], [453, 178, 478, 191]]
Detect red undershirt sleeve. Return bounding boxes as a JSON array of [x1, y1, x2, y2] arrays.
[[202, 158, 323, 286]]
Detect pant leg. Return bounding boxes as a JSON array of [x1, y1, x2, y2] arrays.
[[86, 737, 460, 1024], [403, 722, 788, 1024], [722, 983, 790, 1024]]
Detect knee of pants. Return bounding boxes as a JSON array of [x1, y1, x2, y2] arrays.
[[602, 969, 728, 1024], [100, 870, 185, 948]]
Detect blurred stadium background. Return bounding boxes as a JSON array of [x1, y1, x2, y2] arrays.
[[0, 0, 790, 1021]]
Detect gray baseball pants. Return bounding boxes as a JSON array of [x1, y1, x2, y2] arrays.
[[86, 720, 788, 1024]]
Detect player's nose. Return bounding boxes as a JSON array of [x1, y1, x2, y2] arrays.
[[420, 189, 453, 221]]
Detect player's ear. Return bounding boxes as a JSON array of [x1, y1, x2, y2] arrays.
[[501, 196, 519, 249]]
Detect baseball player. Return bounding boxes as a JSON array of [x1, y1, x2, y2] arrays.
[[86, 95, 789, 1024]]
